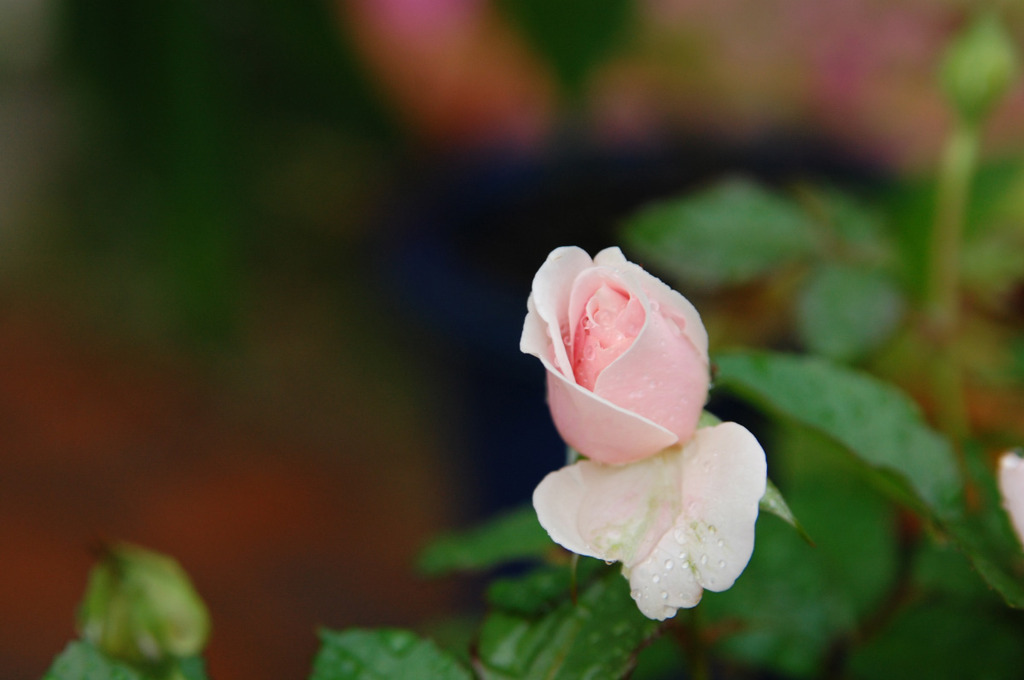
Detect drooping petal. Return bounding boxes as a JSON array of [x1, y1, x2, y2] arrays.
[[999, 452, 1024, 548], [546, 369, 679, 465], [532, 463, 594, 558], [626, 423, 766, 620], [533, 448, 683, 567]]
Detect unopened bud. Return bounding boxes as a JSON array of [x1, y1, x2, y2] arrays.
[[77, 543, 210, 664], [940, 12, 1019, 125]]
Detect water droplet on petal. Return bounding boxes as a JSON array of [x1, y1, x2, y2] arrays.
[[674, 528, 687, 543], [664, 559, 673, 570], [718, 560, 726, 569], [679, 552, 688, 561], [708, 525, 717, 535], [604, 559, 614, 565], [700, 555, 708, 566], [717, 539, 724, 548], [660, 591, 668, 600], [652, 574, 661, 584], [583, 345, 596, 361], [650, 300, 660, 312]]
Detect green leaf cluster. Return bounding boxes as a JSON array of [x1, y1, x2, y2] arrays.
[[622, 178, 906, 362]]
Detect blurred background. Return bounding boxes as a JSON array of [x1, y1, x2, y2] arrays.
[[2, 0, 1024, 678]]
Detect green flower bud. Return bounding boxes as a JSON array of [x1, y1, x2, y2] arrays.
[[940, 12, 1019, 125], [77, 543, 211, 664]]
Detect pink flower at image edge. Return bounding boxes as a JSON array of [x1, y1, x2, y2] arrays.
[[999, 452, 1024, 548]]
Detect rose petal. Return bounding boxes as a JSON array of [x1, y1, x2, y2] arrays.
[[626, 423, 766, 620], [524, 246, 594, 380], [533, 447, 682, 565], [546, 368, 679, 464], [999, 452, 1024, 548], [532, 463, 594, 558], [595, 246, 708, 360], [593, 308, 709, 444]]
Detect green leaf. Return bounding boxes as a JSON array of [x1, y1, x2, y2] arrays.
[[310, 629, 472, 680], [44, 642, 147, 680], [176, 657, 209, 680], [476, 569, 660, 680], [796, 264, 905, 361], [417, 506, 552, 576], [847, 600, 1024, 680], [496, 0, 633, 95], [487, 558, 605, 617], [705, 427, 899, 677], [714, 351, 961, 518], [760, 478, 813, 545], [42, 641, 207, 680], [622, 178, 817, 288]]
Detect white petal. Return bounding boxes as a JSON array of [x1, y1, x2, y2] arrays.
[[532, 464, 595, 558], [533, 450, 683, 565], [626, 423, 766, 619]]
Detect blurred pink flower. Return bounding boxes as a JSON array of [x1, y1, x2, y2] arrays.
[[998, 452, 1024, 548]]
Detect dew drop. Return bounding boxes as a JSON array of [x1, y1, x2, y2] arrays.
[[660, 591, 668, 600], [650, 300, 660, 311], [718, 560, 726, 569], [631, 589, 640, 599], [583, 345, 596, 361], [708, 525, 717, 535], [652, 574, 661, 584], [700, 555, 708, 566], [604, 559, 614, 566], [717, 539, 724, 548], [664, 559, 674, 570], [678, 552, 688, 561], [673, 528, 687, 543]]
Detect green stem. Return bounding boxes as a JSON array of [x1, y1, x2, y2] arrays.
[[923, 120, 978, 446], [684, 606, 711, 680]]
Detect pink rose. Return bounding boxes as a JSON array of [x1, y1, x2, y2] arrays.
[[520, 246, 710, 464]]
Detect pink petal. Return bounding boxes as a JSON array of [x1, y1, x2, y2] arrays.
[[524, 246, 594, 379], [596, 247, 708, 359], [593, 308, 709, 445], [546, 369, 679, 465]]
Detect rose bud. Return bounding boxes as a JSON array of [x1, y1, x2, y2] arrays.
[[521, 246, 710, 464], [77, 542, 211, 664]]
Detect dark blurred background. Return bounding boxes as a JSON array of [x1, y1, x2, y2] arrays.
[[2, 1, 1024, 678]]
